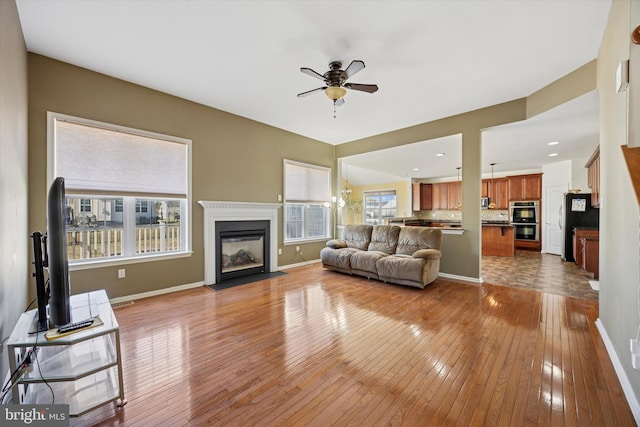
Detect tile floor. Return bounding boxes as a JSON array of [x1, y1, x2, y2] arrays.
[[482, 250, 599, 300]]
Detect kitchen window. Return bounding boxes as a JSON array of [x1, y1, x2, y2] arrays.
[[283, 160, 331, 243], [48, 112, 191, 267], [364, 190, 397, 225]]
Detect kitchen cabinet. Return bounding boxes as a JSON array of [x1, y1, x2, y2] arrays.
[[432, 183, 449, 210], [412, 182, 432, 211], [573, 228, 599, 268], [430, 181, 460, 210], [508, 173, 542, 201], [448, 181, 462, 209], [482, 178, 509, 209], [581, 236, 599, 279], [586, 146, 600, 207]]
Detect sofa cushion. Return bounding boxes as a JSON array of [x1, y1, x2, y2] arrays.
[[368, 225, 401, 254], [396, 227, 442, 255], [350, 250, 388, 279], [377, 254, 439, 289], [320, 247, 360, 272], [343, 224, 373, 250]]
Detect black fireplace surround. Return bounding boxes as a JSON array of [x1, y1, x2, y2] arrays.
[[215, 220, 270, 283]]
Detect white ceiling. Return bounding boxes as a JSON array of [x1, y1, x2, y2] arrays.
[[15, 0, 609, 183]]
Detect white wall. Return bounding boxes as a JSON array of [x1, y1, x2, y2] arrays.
[[571, 156, 590, 192], [0, 0, 29, 378]]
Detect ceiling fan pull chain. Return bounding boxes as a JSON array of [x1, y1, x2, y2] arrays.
[[333, 101, 337, 118]]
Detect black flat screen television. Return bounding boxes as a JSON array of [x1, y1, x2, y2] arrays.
[[47, 177, 72, 327]]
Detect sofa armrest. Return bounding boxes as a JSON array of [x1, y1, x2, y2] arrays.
[[412, 248, 442, 260], [326, 239, 347, 249]]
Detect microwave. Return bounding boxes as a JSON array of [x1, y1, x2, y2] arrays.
[[481, 197, 490, 209]]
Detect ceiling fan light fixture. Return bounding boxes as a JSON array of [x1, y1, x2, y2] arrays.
[[325, 86, 347, 101]]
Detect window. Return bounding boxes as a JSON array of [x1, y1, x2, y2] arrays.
[[284, 160, 331, 242], [135, 200, 149, 213], [363, 190, 397, 225], [80, 198, 91, 213], [49, 112, 191, 266]]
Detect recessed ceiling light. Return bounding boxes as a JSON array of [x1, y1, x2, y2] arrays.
[[413, 168, 419, 171], [548, 141, 559, 146], [436, 153, 445, 157], [548, 153, 559, 157]]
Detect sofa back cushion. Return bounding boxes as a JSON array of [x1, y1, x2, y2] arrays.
[[396, 227, 443, 255], [343, 224, 373, 250], [368, 225, 401, 254]]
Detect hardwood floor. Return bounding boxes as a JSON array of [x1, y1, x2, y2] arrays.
[[71, 264, 633, 426]]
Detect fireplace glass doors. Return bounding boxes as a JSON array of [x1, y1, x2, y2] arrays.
[[215, 220, 270, 283]]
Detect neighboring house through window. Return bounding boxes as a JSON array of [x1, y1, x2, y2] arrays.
[[363, 190, 397, 225], [283, 160, 331, 243], [48, 112, 191, 265]]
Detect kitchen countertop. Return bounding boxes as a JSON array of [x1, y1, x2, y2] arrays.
[[482, 222, 513, 227]]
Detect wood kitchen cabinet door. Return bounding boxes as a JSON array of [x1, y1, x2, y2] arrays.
[[586, 146, 600, 207], [481, 180, 490, 198], [412, 183, 432, 211], [508, 173, 542, 200], [432, 183, 449, 210], [492, 178, 509, 209], [483, 178, 509, 209], [448, 181, 462, 209]]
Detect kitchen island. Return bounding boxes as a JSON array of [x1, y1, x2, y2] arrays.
[[482, 222, 514, 257]]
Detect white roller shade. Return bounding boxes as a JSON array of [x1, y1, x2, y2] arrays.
[[53, 118, 188, 197], [285, 161, 330, 202]]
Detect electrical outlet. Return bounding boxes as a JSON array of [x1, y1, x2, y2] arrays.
[[278, 248, 282, 255], [296, 246, 300, 253], [118, 269, 126, 279]]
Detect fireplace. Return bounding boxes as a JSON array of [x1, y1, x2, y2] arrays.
[[216, 220, 269, 283], [199, 201, 281, 285]]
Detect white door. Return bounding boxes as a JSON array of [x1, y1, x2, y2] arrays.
[[545, 185, 566, 255]]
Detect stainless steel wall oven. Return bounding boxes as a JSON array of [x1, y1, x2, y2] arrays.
[[510, 201, 540, 242]]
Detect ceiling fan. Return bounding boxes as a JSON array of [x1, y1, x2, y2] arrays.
[[297, 60, 379, 114]]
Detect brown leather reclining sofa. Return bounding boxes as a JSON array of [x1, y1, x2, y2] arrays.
[[320, 224, 443, 289]]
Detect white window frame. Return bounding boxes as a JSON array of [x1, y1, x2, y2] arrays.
[[47, 112, 193, 270], [283, 159, 332, 244], [363, 189, 398, 225]]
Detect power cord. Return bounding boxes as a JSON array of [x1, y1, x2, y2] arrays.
[[297, 250, 312, 266]]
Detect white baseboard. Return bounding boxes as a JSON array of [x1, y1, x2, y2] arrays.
[[596, 318, 640, 424], [109, 280, 205, 305], [438, 272, 482, 284], [278, 258, 321, 270]]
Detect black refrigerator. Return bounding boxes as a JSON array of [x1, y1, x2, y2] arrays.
[[561, 193, 599, 262]]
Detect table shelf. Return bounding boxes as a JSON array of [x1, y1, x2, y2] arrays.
[[6, 290, 126, 417]]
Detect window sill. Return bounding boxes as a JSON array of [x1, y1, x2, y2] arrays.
[[69, 251, 193, 271], [284, 238, 330, 246]]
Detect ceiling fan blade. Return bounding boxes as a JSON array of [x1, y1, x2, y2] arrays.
[[300, 67, 326, 81], [344, 60, 365, 79], [297, 87, 327, 97], [344, 83, 379, 93]]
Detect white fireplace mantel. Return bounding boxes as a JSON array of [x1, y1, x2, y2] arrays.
[[198, 201, 281, 285]]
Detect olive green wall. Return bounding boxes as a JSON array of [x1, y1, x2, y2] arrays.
[[0, 0, 29, 381], [27, 54, 334, 299]]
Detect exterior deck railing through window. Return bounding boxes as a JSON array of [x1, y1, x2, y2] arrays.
[[67, 223, 181, 261]]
